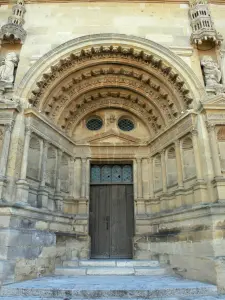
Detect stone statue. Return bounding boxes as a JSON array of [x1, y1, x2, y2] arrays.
[[0, 52, 18, 85], [201, 56, 222, 87]]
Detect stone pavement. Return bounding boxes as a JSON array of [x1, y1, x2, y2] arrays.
[[0, 274, 224, 299]]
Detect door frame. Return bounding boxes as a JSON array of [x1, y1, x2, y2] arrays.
[[89, 161, 135, 259]]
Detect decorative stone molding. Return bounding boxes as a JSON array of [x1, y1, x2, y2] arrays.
[[0, 0, 26, 43], [189, 0, 223, 46], [29, 45, 193, 111], [25, 42, 198, 141], [201, 56, 225, 95]]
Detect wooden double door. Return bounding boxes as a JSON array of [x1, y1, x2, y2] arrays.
[[89, 164, 134, 259]]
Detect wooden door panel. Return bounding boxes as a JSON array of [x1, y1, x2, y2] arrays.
[[90, 185, 110, 258], [110, 185, 134, 258], [90, 164, 134, 259]]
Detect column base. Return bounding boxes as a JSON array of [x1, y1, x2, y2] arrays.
[[15, 179, 29, 204], [54, 192, 64, 212], [0, 178, 7, 201], [37, 186, 49, 210], [77, 197, 88, 214], [135, 198, 147, 214]]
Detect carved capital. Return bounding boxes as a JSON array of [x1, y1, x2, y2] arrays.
[[57, 148, 63, 158], [43, 139, 49, 149], [25, 126, 32, 136], [160, 149, 166, 156], [175, 139, 181, 147], [5, 121, 14, 133], [81, 158, 87, 164], [206, 123, 216, 133], [191, 129, 198, 136]]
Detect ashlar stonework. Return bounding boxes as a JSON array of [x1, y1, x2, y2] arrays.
[[0, 0, 225, 295]]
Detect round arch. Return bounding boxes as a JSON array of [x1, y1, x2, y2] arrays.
[[16, 33, 205, 103], [15, 34, 206, 139]]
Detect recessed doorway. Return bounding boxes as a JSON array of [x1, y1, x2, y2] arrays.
[[89, 164, 134, 259]]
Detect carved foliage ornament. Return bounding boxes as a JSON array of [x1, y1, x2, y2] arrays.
[[46, 73, 178, 127], [29, 45, 193, 110]]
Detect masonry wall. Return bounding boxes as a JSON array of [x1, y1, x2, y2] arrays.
[[0, 2, 223, 85]]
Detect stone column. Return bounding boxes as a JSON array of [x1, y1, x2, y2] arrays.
[[74, 158, 81, 199], [136, 158, 146, 214], [85, 159, 90, 199], [192, 130, 204, 181], [142, 158, 149, 199], [54, 149, 63, 212], [137, 158, 143, 199], [175, 140, 184, 188], [0, 123, 14, 179], [133, 159, 138, 200], [16, 126, 32, 204], [207, 124, 222, 178], [0, 123, 14, 200], [69, 157, 76, 197], [79, 158, 88, 214], [161, 150, 167, 193], [55, 149, 62, 193], [37, 140, 49, 209], [148, 157, 154, 198], [19, 127, 32, 180], [81, 158, 87, 198]]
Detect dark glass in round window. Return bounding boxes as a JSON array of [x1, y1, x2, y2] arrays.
[[118, 119, 134, 131], [86, 117, 103, 131]]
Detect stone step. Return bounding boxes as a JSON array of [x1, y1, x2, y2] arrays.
[[55, 266, 166, 276], [0, 297, 225, 300], [0, 275, 218, 299], [74, 259, 160, 267]]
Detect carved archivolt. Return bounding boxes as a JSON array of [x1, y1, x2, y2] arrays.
[[26, 44, 195, 139]]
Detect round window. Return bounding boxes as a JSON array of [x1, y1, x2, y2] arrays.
[[118, 118, 134, 131], [86, 117, 103, 131]]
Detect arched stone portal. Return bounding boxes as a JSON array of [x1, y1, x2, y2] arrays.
[[14, 34, 206, 259], [3, 34, 225, 289]]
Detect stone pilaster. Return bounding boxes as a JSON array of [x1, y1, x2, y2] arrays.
[[175, 140, 184, 189], [0, 123, 14, 179], [15, 126, 32, 204], [74, 158, 81, 199], [142, 158, 150, 199], [192, 130, 204, 181], [0, 122, 14, 200], [137, 158, 142, 199], [79, 158, 88, 214], [161, 150, 167, 193], [81, 158, 87, 199], [135, 158, 146, 214], [207, 124, 222, 178], [85, 159, 90, 199], [148, 157, 154, 199], [37, 140, 49, 209], [69, 157, 75, 197], [133, 159, 138, 200], [54, 149, 63, 212]]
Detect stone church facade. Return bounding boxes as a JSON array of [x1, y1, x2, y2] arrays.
[[0, 0, 225, 293]]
